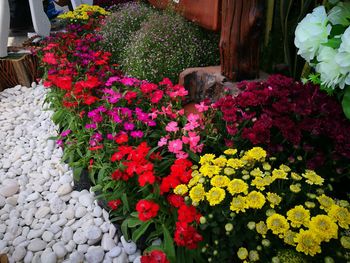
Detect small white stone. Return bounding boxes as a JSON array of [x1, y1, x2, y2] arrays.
[[62, 227, 73, 243], [73, 228, 87, 245], [108, 246, 122, 258], [0, 195, 5, 207], [0, 180, 19, 197], [35, 206, 50, 218], [41, 251, 57, 263], [94, 218, 103, 226], [42, 231, 54, 242], [13, 235, 26, 246], [133, 256, 142, 263], [92, 206, 102, 217], [49, 196, 66, 214], [23, 251, 33, 263], [77, 244, 89, 254], [85, 246, 105, 263], [79, 194, 93, 207], [27, 239, 47, 252], [62, 207, 75, 220], [121, 236, 137, 255], [69, 251, 84, 263], [12, 246, 26, 261], [59, 174, 72, 184], [113, 250, 128, 263], [100, 222, 110, 233], [57, 183, 72, 196], [75, 206, 87, 218], [52, 242, 67, 258], [86, 225, 102, 241], [102, 233, 116, 251]]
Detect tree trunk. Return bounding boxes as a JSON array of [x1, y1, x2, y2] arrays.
[[220, 0, 265, 81]]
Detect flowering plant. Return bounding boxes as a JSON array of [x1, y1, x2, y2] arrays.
[[174, 147, 350, 262], [294, 2, 350, 118], [58, 4, 109, 21], [213, 75, 350, 190]]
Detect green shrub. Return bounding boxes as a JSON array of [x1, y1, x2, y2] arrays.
[[122, 11, 220, 83], [99, 2, 156, 64]]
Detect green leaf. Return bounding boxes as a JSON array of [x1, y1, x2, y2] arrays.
[[188, 151, 199, 163], [121, 193, 130, 213], [322, 38, 341, 49], [162, 225, 175, 263], [97, 166, 107, 184], [132, 220, 152, 242], [127, 218, 142, 228], [121, 220, 130, 241], [143, 245, 164, 253], [342, 86, 350, 119]]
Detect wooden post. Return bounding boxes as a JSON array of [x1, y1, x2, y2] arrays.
[[220, 0, 265, 81]]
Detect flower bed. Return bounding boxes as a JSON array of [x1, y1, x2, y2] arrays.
[[39, 4, 350, 263]]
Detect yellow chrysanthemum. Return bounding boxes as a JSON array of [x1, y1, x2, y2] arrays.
[[242, 147, 267, 162], [213, 157, 227, 167], [251, 176, 272, 191], [283, 230, 297, 246], [262, 162, 271, 171], [272, 169, 288, 180], [174, 184, 188, 195], [279, 164, 291, 172], [249, 250, 260, 262], [230, 196, 247, 213], [287, 205, 310, 228], [266, 213, 289, 236], [188, 174, 201, 188], [223, 167, 235, 176], [226, 158, 245, 169], [237, 247, 248, 260], [291, 172, 302, 181], [340, 236, 350, 249], [206, 187, 226, 206], [317, 194, 335, 212], [199, 154, 216, 164], [246, 191, 266, 209], [199, 164, 221, 178], [227, 179, 248, 195], [294, 230, 321, 256], [302, 170, 324, 185], [250, 168, 264, 177], [328, 205, 350, 229], [289, 184, 301, 193], [305, 201, 316, 209], [255, 221, 268, 237], [266, 192, 282, 208], [211, 175, 230, 188], [189, 184, 205, 203], [224, 148, 238, 155], [309, 215, 338, 242]]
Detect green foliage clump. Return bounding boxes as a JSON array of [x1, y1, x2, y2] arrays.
[[122, 12, 220, 83], [99, 2, 156, 64]]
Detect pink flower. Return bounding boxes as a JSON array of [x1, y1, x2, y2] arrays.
[[195, 102, 209, 112], [151, 90, 164, 104], [165, 121, 179, 132], [168, 139, 183, 154], [130, 130, 144, 138], [176, 151, 189, 159], [124, 122, 135, 131], [158, 137, 168, 147], [182, 132, 200, 151], [184, 122, 199, 131], [187, 113, 200, 123], [120, 77, 138, 86]]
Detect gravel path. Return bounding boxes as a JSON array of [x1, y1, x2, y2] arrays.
[[0, 85, 141, 263]]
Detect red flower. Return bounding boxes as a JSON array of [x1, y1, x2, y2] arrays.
[[177, 205, 201, 224], [42, 52, 58, 65], [111, 169, 131, 181], [141, 250, 169, 263], [56, 76, 72, 90], [151, 90, 164, 104], [138, 171, 156, 187], [115, 133, 129, 144], [108, 199, 121, 210], [136, 200, 159, 221], [174, 222, 203, 249], [88, 145, 103, 151], [167, 194, 185, 208]]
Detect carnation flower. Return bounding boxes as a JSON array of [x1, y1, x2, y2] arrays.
[[294, 6, 331, 62], [141, 250, 169, 263], [136, 200, 159, 221]]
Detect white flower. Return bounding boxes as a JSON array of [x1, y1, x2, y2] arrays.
[[328, 2, 350, 26], [316, 46, 345, 89], [335, 27, 350, 85], [295, 6, 331, 62]]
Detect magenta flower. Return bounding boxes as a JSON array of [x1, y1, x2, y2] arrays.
[[120, 77, 138, 86], [107, 134, 115, 140], [61, 129, 71, 137], [85, 123, 97, 129], [165, 121, 179, 132], [130, 130, 144, 138], [56, 139, 63, 147], [168, 139, 183, 154], [124, 122, 135, 131], [105, 76, 120, 86]]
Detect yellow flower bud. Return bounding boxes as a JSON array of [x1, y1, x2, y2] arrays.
[[199, 216, 207, 224], [237, 247, 248, 260], [247, 221, 256, 230], [225, 223, 234, 232]]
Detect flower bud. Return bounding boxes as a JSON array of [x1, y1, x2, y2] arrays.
[[214, 240, 219, 245], [261, 239, 270, 247], [208, 214, 214, 219], [237, 247, 248, 260], [324, 257, 335, 263], [213, 250, 218, 256], [247, 221, 256, 230], [225, 223, 234, 232], [199, 216, 207, 224]]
